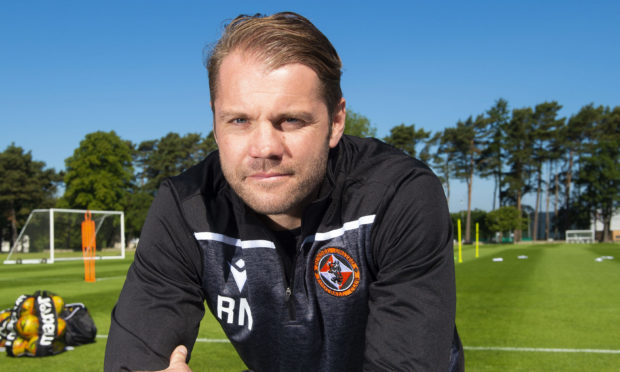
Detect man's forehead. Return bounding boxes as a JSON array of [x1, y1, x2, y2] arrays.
[[217, 57, 321, 101], [218, 49, 320, 84]]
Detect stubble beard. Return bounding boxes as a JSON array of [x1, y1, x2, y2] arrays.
[[221, 142, 330, 217]]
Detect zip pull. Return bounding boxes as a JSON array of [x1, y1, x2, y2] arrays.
[[285, 286, 296, 320]]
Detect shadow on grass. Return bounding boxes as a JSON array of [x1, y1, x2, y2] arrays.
[[456, 245, 546, 347]]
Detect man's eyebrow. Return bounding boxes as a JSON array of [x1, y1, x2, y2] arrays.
[[216, 110, 248, 120], [216, 110, 317, 122], [272, 111, 316, 122]]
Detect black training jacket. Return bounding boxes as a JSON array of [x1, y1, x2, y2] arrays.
[[105, 135, 464, 371]]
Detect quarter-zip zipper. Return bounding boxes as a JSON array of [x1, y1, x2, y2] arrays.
[[274, 250, 296, 321], [284, 249, 298, 320], [272, 228, 301, 321]]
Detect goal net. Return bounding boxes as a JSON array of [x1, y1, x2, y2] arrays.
[[3, 208, 125, 264], [565, 229, 595, 243]]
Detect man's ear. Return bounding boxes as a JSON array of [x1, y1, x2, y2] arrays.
[[329, 98, 346, 148]]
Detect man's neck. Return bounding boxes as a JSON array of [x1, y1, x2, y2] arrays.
[[262, 213, 302, 231]]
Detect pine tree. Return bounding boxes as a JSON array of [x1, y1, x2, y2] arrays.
[[446, 115, 486, 242], [383, 123, 431, 162], [575, 106, 620, 241], [479, 98, 510, 211], [502, 107, 535, 242], [530, 101, 563, 240]]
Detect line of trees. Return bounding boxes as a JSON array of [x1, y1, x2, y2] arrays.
[[383, 100, 619, 243], [1, 101, 618, 245]]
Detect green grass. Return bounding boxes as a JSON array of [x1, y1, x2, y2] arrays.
[[2, 243, 619, 371], [455, 242, 620, 371], [0, 252, 246, 371], [5, 248, 125, 262]]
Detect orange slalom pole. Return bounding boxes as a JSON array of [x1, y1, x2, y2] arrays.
[[82, 211, 96, 282], [88, 215, 96, 281], [81, 213, 88, 280]]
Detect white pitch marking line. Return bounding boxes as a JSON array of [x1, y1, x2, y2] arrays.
[[94, 336, 620, 353], [97, 335, 230, 343], [195, 338, 231, 343], [465, 346, 620, 354], [95, 275, 126, 282]]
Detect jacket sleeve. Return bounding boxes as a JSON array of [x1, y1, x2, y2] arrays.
[[104, 180, 205, 372], [364, 169, 461, 371]]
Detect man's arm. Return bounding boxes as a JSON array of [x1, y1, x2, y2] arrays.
[[104, 181, 205, 372], [364, 170, 462, 371]]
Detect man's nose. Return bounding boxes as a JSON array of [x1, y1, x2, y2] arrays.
[[249, 121, 284, 159]]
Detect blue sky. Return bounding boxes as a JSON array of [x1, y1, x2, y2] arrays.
[[2, 1, 619, 212]]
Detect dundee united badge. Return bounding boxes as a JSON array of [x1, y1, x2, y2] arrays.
[[313, 247, 360, 296]]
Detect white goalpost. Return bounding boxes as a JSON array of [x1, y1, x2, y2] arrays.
[[3, 208, 125, 264], [565, 229, 595, 243]]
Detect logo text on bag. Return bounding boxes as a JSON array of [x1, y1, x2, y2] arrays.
[[37, 296, 56, 346]]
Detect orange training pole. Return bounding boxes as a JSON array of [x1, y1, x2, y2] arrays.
[[81, 211, 96, 282]]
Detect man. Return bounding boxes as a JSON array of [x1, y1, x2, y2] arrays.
[[105, 12, 463, 371]]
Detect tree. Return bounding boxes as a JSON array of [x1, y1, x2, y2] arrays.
[[383, 123, 431, 162], [135, 131, 217, 195], [530, 101, 563, 240], [575, 106, 620, 241], [122, 188, 154, 239], [545, 112, 566, 240], [344, 110, 377, 138], [486, 206, 527, 242], [562, 104, 601, 215], [470, 209, 492, 242], [0, 144, 60, 245], [125, 131, 216, 238], [61, 131, 134, 211], [479, 98, 510, 211], [450, 209, 492, 242], [445, 115, 486, 242], [502, 107, 534, 242], [431, 130, 456, 204]]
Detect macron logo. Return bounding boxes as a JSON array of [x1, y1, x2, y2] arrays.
[[230, 259, 247, 292]]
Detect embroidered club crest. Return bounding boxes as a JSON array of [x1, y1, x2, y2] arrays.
[[314, 247, 360, 296]]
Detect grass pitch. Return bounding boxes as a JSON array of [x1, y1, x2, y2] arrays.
[[456, 242, 620, 371], [1, 242, 619, 371], [0, 252, 245, 371]]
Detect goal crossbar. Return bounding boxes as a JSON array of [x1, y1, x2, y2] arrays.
[[3, 208, 125, 264]]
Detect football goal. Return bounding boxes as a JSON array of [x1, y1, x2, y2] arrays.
[[3, 208, 125, 264], [565, 229, 595, 243]]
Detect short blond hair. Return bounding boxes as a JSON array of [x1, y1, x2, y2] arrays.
[[206, 12, 343, 116]]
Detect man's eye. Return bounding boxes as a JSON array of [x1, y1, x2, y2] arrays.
[[232, 118, 247, 124], [282, 118, 305, 127]]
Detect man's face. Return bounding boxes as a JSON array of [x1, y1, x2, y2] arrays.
[[213, 51, 345, 229]]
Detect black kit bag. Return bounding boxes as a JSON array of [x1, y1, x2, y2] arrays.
[[62, 303, 97, 346]]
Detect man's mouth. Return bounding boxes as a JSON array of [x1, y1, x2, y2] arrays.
[[247, 172, 291, 181]]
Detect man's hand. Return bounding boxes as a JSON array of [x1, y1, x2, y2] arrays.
[[160, 345, 193, 372]]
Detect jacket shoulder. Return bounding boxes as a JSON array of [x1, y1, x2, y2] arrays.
[[335, 135, 434, 186], [167, 151, 225, 201]]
